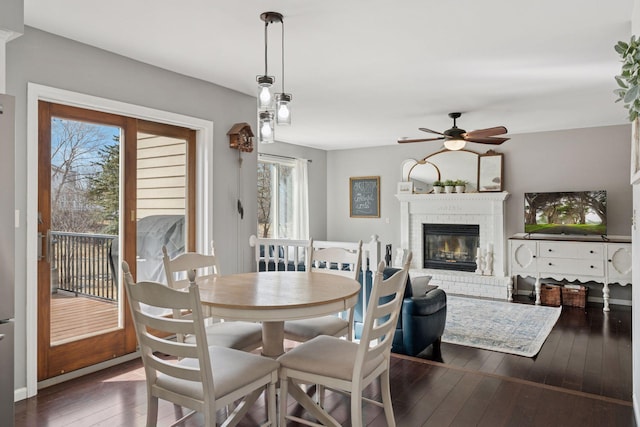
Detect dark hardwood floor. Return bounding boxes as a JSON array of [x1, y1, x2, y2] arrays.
[[15, 299, 635, 426]]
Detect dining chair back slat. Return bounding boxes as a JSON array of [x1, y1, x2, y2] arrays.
[[162, 242, 220, 290]]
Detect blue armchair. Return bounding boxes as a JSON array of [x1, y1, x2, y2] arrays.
[[355, 268, 447, 357]]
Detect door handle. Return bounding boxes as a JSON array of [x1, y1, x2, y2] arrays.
[[38, 230, 51, 263], [38, 232, 43, 260], [0, 334, 4, 341]]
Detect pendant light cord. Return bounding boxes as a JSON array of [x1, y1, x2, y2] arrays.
[[264, 21, 269, 76], [281, 22, 285, 93]]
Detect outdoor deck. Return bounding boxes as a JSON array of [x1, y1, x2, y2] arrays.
[[51, 291, 120, 344]]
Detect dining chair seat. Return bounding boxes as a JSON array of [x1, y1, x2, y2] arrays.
[[156, 345, 279, 400], [277, 335, 384, 381], [281, 316, 349, 342], [183, 321, 263, 352]]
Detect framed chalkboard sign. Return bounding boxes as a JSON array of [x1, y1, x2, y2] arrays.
[[350, 176, 380, 218]]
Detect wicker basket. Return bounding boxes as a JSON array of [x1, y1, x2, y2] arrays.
[[540, 284, 561, 307], [562, 285, 588, 308]]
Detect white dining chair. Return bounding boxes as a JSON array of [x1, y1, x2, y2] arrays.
[[277, 252, 412, 427], [283, 240, 362, 343], [121, 262, 279, 427], [162, 244, 263, 352]]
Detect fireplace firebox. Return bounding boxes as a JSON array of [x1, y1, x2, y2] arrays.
[[423, 224, 479, 272]]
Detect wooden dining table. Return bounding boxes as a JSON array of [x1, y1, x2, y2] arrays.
[[196, 271, 361, 357]]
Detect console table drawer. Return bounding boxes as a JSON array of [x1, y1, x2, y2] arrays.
[[538, 242, 603, 259], [538, 258, 604, 276]]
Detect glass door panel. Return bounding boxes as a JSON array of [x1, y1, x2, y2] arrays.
[[135, 122, 194, 285], [49, 118, 122, 345]]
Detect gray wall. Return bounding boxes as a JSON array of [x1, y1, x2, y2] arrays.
[[7, 27, 260, 391], [0, 0, 23, 35], [326, 124, 633, 298], [327, 124, 632, 245]]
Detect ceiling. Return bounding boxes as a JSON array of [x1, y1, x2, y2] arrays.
[[24, 0, 634, 151]]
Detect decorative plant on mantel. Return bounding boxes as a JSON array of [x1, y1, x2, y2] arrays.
[[614, 36, 640, 121]]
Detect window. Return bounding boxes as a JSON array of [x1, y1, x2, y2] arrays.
[[257, 154, 309, 239]]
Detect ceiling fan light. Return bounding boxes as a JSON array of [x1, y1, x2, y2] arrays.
[[444, 138, 466, 151]]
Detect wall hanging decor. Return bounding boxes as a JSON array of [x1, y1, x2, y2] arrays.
[[477, 150, 503, 192], [350, 176, 380, 218]]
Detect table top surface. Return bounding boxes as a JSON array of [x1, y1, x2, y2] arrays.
[[196, 271, 361, 311]]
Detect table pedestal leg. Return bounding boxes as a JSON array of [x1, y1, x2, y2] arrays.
[[262, 321, 285, 358]]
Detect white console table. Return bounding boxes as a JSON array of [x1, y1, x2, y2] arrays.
[[508, 234, 632, 311]]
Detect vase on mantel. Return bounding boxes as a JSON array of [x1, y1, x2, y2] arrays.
[[433, 186, 443, 194], [455, 185, 465, 193]]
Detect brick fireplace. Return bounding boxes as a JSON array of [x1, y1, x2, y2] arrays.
[[396, 192, 513, 300]]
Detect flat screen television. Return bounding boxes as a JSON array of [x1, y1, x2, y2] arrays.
[[524, 191, 607, 236]]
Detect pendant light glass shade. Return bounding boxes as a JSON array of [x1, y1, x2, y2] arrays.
[[257, 75, 275, 110], [276, 93, 292, 125], [444, 138, 466, 151], [258, 111, 275, 144]]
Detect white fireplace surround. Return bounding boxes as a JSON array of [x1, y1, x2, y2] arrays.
[[396, 192, 512, 299]]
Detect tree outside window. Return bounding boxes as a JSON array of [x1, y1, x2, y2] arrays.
[[257, 156, 297, 238]]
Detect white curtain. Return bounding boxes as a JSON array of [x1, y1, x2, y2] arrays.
[[293, 158, 309, 239]]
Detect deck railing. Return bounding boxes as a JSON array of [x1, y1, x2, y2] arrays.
[[51, 231, 118, 302]]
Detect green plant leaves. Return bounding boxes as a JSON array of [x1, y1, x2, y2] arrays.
[[624, 85, 639, 103], [615, 36, 640, 121]]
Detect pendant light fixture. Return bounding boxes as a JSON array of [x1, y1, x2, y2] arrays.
[[257, 11, 292, 143]]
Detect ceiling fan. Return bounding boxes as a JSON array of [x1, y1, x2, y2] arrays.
[[397, 112, 509, 150]]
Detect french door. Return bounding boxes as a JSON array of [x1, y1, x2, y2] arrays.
[[37, 101, 195, 381]]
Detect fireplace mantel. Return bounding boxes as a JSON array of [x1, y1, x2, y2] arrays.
[[395, 191, 510, 204], [396, 191, 510, 277]]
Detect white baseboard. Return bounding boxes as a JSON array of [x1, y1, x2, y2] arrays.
[[16, 351, 141, 401], [14, 386, 27, 402]]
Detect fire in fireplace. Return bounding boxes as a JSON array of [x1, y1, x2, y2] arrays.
[[423, 224, 480, 272]]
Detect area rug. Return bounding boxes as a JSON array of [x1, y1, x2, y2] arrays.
[[441, 295, 562, 357]]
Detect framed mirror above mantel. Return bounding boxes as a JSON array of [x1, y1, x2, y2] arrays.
[[402, 148, 503, 194]]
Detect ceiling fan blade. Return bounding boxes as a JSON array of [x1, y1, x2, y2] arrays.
[[465, 126, 508, 138], [463, 136, 510, 145], [397, 136, 445, 144], [418, 127, 445, 136]]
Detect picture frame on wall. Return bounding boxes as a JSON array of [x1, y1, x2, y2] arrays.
[[350, 176, 380, 218], [477, 150, 503, 192], [397, 181, 413, 194]]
